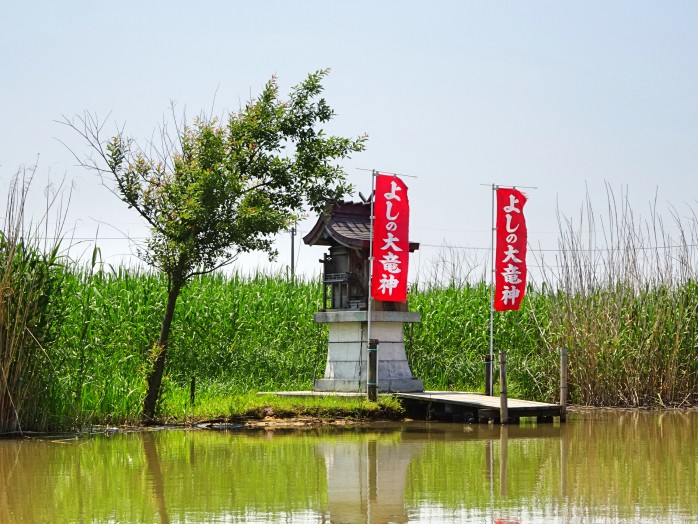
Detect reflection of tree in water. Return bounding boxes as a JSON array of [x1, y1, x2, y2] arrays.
[[316, 435, 425, 524], [142, 432, 170, 524]]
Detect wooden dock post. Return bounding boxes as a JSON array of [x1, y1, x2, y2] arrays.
[[367, 338, 379, 402], [499, 350, 508, 424], [484, 354, 493, 396], [560, 347, 568, 422]]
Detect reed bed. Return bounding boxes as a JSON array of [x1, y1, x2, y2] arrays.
[[41, 269, 329, 428], [3, 181, 698, 431], [540, 187, 698, 406], [0, 169, 67, 433], [39, 256, 698, 431], [407, 282, 556, 400]]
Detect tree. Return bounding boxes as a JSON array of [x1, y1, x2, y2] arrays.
[[64, 70, 366, 421]]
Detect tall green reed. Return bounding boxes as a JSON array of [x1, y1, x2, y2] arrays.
[[409, 187, 698, 407], [407, 280, 553, 400], [0, 168, 66, 433], [167, 272, 326, 391], [540, 186, 698, 405], [48, 260, 163, 426], [40, 268, 329, 427]]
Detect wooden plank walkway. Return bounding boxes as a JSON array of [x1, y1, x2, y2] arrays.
[[396, 391, 564, 424]]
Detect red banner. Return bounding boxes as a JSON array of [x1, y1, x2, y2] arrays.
[[371, 174, 410, 302], [494, 188, 528, 311]]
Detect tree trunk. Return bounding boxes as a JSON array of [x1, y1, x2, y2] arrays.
[[143, 281, 182, 422]]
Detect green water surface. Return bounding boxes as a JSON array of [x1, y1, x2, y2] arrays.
[[1, 411, 696, 523]]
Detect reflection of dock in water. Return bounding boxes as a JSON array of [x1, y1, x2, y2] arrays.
[[398, 391, 564, 424], [315, 424, 567, 524], [398, 420, 563, 441]]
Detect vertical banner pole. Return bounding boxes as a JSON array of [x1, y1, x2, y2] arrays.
[[489, 184, 496, 396], [366, 170, 378, 400], [290, 224, 296, 282]]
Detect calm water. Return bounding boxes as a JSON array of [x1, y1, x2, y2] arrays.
[[1, 411, 697, 523]]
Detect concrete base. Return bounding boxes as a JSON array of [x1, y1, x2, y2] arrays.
[[312, 310, 424, 393]]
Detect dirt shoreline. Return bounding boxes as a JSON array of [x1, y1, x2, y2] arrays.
[[6, 404, 697, 439], [135, 404, 698, 431]]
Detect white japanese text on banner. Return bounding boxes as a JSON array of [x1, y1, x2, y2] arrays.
[[371, 175, 410, 302], [494, 187, 528, 311]]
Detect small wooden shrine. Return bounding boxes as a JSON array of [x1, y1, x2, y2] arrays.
[[304, 200, 424, 393]]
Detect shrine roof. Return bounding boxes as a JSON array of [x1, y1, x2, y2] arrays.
[[303, 201, 419, 252]]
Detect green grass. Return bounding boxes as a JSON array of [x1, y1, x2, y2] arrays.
[[155, 385, 405, 423]]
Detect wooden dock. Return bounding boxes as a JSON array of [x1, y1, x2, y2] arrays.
[[396, 391, 564, 424]]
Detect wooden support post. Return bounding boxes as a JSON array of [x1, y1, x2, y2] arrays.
[[484, 354, 493, 396], [499, 350, 508, 424], [321, 254, 328, 310], [560, 347, 568, 422], [190, 375, 196, 406], [367, 338, 379, 402]]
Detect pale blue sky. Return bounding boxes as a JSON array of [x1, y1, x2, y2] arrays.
[[2, 1, 697, 281]]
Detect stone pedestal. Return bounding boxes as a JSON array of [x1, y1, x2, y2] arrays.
[[313, 310, 423, 393]]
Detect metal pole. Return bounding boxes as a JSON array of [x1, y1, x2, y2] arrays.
[[366, 170, 378, 399], [290, 225, 296, 282], [482, 182, 537, 396], [499, 350, 508, 424], [560, 347, 568, 422], [489, 184, 497, 396]]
